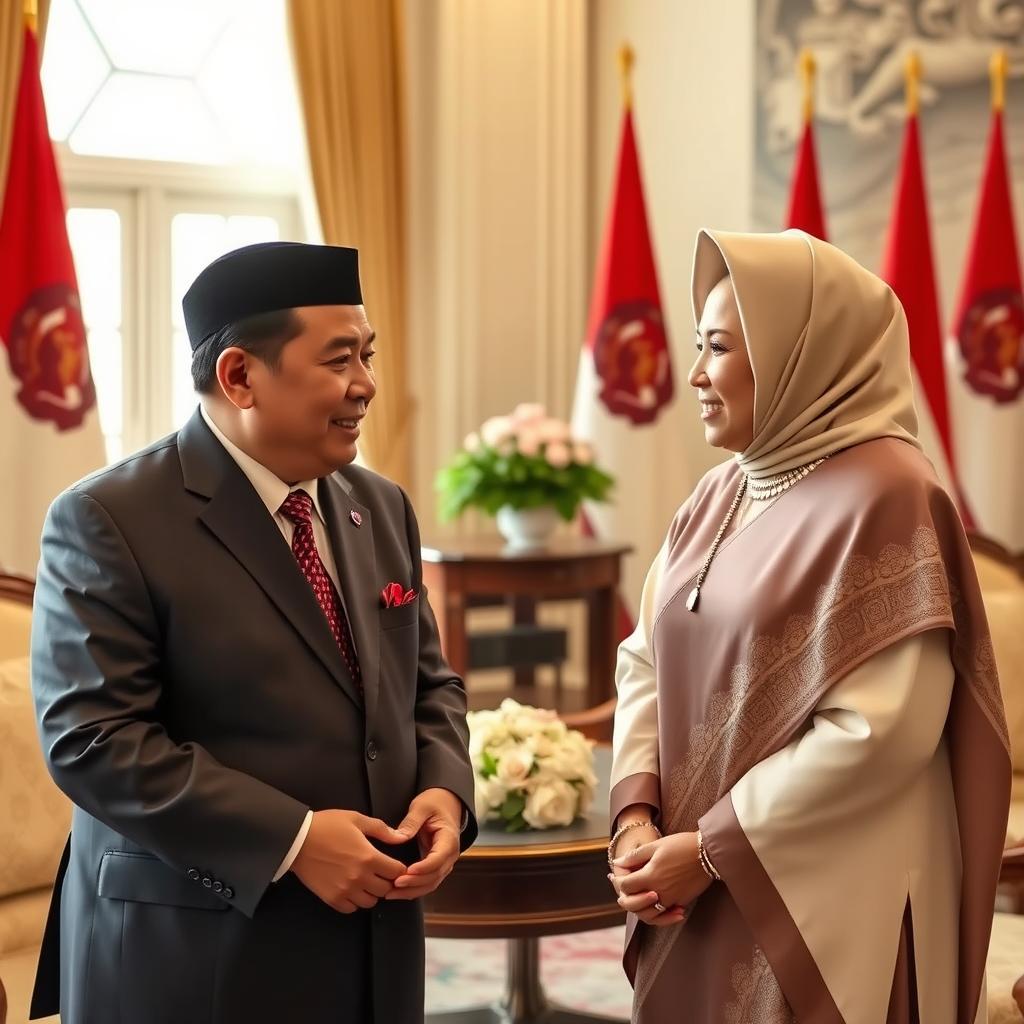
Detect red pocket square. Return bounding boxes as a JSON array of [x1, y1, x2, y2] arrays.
[[381, 582, 417, 608]]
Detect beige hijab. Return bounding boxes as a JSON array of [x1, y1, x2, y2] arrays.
[[691, 228, 922, 479]]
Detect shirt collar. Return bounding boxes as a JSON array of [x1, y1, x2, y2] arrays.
[[200, 406, 326, 524]]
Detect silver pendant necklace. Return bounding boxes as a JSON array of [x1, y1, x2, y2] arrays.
[[686, 455, 829, 613], [685, 477, 746, 612]]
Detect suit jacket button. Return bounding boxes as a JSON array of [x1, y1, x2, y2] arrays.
[[223, 887, 234, 899], [366, 741, 378, 761], [202, 875, 213, 888], [187, 868, 200, 881], [212, 881, 223, 893]]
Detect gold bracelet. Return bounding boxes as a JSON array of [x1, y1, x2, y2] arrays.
[[696, 829, 721, 881], [608, 820, 662, 868]]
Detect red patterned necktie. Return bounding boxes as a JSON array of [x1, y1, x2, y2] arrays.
[[279, 490, 361, 685]]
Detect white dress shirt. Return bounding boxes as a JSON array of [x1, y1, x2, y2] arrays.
[[200, 406, 346, 880]]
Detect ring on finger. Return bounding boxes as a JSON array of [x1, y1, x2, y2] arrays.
[[653, 901, 667, 913]]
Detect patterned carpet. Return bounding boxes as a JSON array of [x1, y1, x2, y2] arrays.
[[425, 925, 633, 1017]]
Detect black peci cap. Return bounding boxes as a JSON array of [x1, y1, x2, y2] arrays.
[[182, 241, 363, 350]]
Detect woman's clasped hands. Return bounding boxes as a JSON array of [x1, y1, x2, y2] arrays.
[[608, 827, 712, 928]]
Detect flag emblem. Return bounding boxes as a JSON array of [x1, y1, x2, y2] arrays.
[[592, 301, 673, 426], [955, 287, 1024, 404], [7, 282, 95, 430]]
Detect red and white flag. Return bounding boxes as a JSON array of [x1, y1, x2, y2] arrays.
[[0, 23, 104, 575], [880, 111, 963, 510], [785, 118, 828, 241], [948, 105, 1024, 550], [571, 103, 692, 631]]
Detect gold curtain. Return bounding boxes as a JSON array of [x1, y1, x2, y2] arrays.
[[288, 0, 411, 489], [0, 0, 50, 208]]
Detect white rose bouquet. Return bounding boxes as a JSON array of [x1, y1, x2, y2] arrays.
[[468, 698, 598, 832]]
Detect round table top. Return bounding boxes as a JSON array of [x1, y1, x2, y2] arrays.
[[424, 746, 622, 938], [421, 536, 632, 564]]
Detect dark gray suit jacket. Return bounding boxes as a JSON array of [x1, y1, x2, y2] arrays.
[[29, 410, 477, 1024]]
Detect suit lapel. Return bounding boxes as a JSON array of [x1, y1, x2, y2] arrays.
[[320, 476, 379, 725], [179, 412, 363, 709]]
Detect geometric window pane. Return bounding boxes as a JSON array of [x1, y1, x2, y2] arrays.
[[69, 73, 226, 164], [66, 208, 121, 331], [171, 213, 282, 328], [171, 213, 228, 330], [86, 327, 123, 461], [172, 330, 197, 431], [104, 434, 123, 463], [66, 207, 123, 463], [43, 0, 302, 170], [40, 0, 110, 141], [198, 0, 304, 168], [78, 0, 235, 77], [170, 212, 282, 426], [227, 216, 281, 250]]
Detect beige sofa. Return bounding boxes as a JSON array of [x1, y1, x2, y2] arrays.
[[0, 576, 65, 1024], [975, 539, 1024, 1024]]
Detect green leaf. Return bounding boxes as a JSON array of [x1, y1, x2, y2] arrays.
[[482, 492, 506, 515], [500, 792, 526, 821], [434, 431, 616, 522], [554, 493, 577, 520], [481, 751, 498, 779]]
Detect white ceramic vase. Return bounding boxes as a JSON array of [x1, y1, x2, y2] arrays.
[[495, 505, 559, 549]]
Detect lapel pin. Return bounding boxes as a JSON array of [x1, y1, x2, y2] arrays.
[[350, 510, 363, 527]]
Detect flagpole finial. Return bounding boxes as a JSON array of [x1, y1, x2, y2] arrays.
[[904, 50, 921, 117], [618, 43, 635, 110], [798, 48, 816, 124], [991, 48, 1008, 112], [23, 0, 37, 33]]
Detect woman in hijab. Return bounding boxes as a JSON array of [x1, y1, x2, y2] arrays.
[[606, 228, 1010, 1024]]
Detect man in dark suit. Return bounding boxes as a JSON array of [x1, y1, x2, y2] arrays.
[[29, 241, 477, 1023]]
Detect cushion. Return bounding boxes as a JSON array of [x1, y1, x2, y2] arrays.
[[986, 591, 1024, 773], [988, 912, 1024, 1022], [1008, 776, 1024, 846], [0, 658, 69, 900], [975, 550, 1024, 595], [0, 943, 58, 1024], [0, 888, 50, 958], [0, 597, 31, 663]]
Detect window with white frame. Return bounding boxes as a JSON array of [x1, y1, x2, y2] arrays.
[[42, 0, 308, 462]]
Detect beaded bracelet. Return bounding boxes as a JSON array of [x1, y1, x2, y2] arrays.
[[607, 820, 662, 868], [696, 829, 721, 881]]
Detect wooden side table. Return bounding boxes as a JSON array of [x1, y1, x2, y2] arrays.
[[424, 747, 625, 1023], [421, 538, 632, 708]]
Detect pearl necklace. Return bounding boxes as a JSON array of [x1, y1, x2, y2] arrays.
[[685, 454, 829, 613], [746, 456, 829, 500]]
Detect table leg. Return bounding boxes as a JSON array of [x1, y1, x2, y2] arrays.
[[435, 589, 469, 678], [426, 937, 627, 1024], [586, 586, 616, 707], [510, 596, 537, 694], [503, 937, 546, 1018]]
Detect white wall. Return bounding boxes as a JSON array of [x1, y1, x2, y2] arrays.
[[404, 0, 588, 541], [404, 1, 760, 534], [589, 0, 760, 500], [403, 1, 591, 694], [402, 0, 759, 627]]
